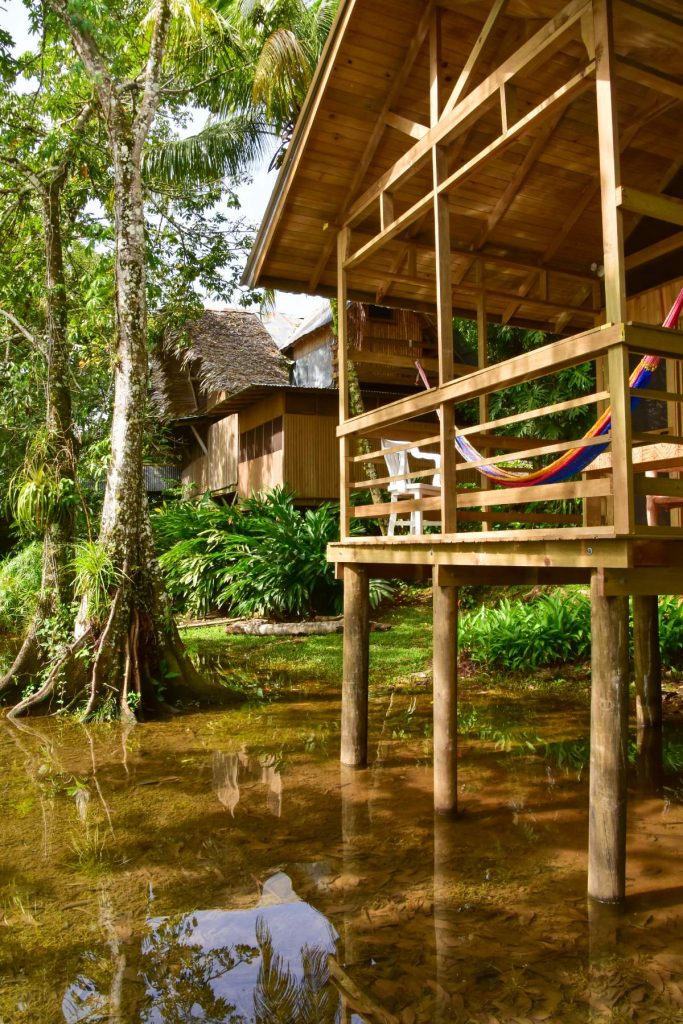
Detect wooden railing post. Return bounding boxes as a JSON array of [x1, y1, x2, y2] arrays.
[[607, 342, 634, 534], [593, 0, 627, 324], [433, 146, 457, 535], [337, 227, 352, 540]]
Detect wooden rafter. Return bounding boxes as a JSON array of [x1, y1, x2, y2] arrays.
[[502, 90, 678, 323], [443, 0, 509, 115], [346, 0, 590, 229], [307, 1, 436, 291], [344, 63, 595, 271]]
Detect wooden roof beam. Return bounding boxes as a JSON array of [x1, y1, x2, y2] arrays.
[[346, 0, 591, 228], [625, 228, 683, 270], [377, 272, 597, 320], [344, 63, 595, 272], [306, 1, 436, 291], [617, 186, 683, 228], [616, 56, 683, 104], [619, 0, 683, 42], [443, 0, 510, 114], [502, 91, 678, 323]]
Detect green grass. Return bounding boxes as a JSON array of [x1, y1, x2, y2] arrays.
[[181, 603, 435, 692]]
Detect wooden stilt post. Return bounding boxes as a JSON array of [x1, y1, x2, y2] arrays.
[[588, 572, 629, 903], [432, 567, 458, 814], [633, 594, 663, 794], [341, 565, 369, 767], [633, 595, 662, 730]]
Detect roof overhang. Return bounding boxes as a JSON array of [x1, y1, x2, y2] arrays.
[[244, 0, 683, 332]]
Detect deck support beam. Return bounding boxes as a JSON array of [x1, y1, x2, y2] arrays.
[[341, 565, 370, 768], [588, 573, 629, 903], [432, 568, 458, 814]]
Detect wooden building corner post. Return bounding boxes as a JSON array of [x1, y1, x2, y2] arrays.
[[432, 567, 458, 814], [341, 564, 370, 768], [337, 227, 352, 541], [588, 572, 629, 903], [593, 0, 627, 325]]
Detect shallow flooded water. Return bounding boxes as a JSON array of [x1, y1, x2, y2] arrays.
[[1, 669, 683, 1023]]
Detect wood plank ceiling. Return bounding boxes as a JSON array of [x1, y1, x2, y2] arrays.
[[244, 0, 683, 333]]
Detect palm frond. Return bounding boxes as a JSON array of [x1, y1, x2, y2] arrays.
[[144, 114, 273, 183], [252, 27, 309, 117]]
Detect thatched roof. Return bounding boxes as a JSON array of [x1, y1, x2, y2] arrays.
[[152, 310, 291, 421]]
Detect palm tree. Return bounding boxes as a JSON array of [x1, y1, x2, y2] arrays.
[[146, 0, 340, 183]]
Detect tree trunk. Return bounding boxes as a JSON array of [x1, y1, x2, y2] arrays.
[[1, 178, 75, 695], [65, 135, 206, 718]]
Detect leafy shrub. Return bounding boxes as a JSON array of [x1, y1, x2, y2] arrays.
[[72, 541, 124, 626], [154, 488, 392, 621], [460, 591, 683, 671], [460, 592, 592, 669], [658, 596, 683, 668], [0, 542, 42, 634]]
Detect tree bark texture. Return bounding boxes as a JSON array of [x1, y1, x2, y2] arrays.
[[1, 172, 75, 695]]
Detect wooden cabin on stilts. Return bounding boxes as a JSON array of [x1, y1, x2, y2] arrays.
[[244, 0, 683, 905]]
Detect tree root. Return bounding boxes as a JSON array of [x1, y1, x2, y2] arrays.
[[7, 630, 92, 720], [0, 623, 41, 697]]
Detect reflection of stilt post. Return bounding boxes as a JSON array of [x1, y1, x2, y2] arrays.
[[432, 568, 458, 814], [341, 565, 370, 768], [433, 813, 456, 1024], [340, 765, 369, 970], [588, 573, 629, 904], [633, 594, 663, 793]]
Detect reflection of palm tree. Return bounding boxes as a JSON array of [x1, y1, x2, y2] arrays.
[[254, 917, 340, 1024], [141, 913, 257, 1023]]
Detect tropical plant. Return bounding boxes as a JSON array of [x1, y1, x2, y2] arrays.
[[460, 591, 683, 671], [155, 488, 392, 620], [460, 591, 592, 670], [0, 543, 43, 635], [147, 0, 340, 182]]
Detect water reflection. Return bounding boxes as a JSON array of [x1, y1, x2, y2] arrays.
[[213, 750, 282, 817], [2, 699, 683, 1024], [63, 873, 340, 1023]]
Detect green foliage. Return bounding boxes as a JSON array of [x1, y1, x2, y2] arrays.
[[155, 488, 392, 621], [460, 592, 593, 670], [658, 595, 683, 667], [460, 591, 683, 670], [0, 542, 42, 634], [71, 541, 123, 625]]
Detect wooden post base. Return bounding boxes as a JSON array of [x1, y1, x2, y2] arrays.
[[341, 565, 370, 767], [588, 573, 629, 904], [432, 570, 458, 814]]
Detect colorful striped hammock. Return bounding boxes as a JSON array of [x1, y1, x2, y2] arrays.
[[416, 287, 683, 488]]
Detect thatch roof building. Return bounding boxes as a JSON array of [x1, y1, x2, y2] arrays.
[[152, 309, 291, 422]]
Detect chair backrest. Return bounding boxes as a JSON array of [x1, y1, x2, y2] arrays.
[[381, 439, 410, 483]]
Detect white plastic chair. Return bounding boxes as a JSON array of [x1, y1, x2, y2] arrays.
[[381, 439, 441, 535]]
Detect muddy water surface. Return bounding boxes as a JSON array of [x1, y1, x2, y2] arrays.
[[1, 670, 683, 1023]]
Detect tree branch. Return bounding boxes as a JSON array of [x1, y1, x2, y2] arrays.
[[44, 0, 115, 122], [134, 0, 172, 153], [0, 307, 40, 349]]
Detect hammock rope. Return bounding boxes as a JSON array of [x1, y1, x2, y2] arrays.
[[415, 287, 683, 488]]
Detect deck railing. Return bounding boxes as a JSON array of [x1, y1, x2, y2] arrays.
[[338, 322, 683, 542]]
